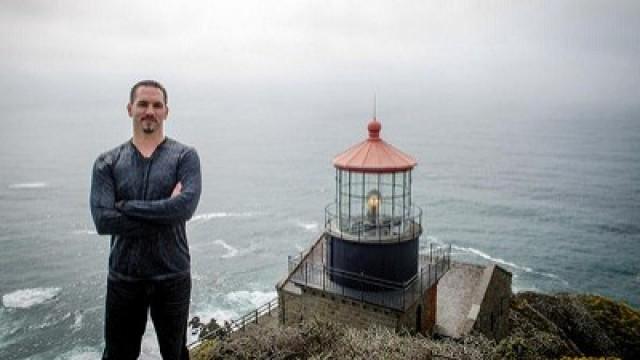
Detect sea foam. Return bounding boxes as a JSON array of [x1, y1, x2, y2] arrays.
[[54, 346, 101, 360], [8, 182, 48, 189], [2, 287, 61, 309], [296, 221, 319, 232], [452, 244, 534, 272], [189, 211, 256, 224], [71, 229, 98, 236], [213, 240, 239, 259], [197, 308, 239, 324], [189, 291, 276, 328], [226, 290, 277, 309], [71, 311, 83, 332]]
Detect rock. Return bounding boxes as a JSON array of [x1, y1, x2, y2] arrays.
[[499, 292, 640, 360]]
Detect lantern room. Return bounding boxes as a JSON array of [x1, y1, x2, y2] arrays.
[[325, 118, 423, 288]]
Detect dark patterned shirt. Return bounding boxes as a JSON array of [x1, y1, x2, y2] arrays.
[[90, 137, 201, 281]]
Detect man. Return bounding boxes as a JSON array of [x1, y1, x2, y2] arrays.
[[90, 80, 201, 359]]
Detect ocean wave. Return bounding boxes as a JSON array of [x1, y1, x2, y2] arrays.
[[189, 290, 277, 327], [189, 211, 257, 224], [295, 221, 319, 232], [54, 346, 101, 360], [187, 291, 277, 335], [425, 235, 445, 246], [0, 308, 22, 347], [226, 290, 277, 309], [196, 308, 239, 325], [426, 236, 568, 285], [34, 311, 72, 330], [71, 229, 98, 236], [452, 244, 534, 272], [2, 287, 61, 309], [213, 240, 239, 259], [8, 182, 48, 189], [71, 311, 83, 332]]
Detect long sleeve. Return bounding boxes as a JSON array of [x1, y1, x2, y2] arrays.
[[118, 148, 202, 225], [90, 156, 161, 236]]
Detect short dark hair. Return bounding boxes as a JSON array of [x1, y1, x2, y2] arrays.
[[129, 80, 168, 104]]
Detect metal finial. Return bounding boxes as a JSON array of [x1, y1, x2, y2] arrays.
[[373, 92, 377, 121]]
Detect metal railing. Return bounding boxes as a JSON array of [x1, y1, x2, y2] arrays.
[[287, 243, 451, 311], [188, 297, 279, 349], [324, 203, 423, 243]]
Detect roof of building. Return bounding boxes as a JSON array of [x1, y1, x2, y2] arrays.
[[332, 118, 417, 173]]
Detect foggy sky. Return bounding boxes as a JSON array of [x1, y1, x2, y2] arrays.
[[1, 0, 639, 117]]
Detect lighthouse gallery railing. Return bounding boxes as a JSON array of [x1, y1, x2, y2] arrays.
[[324, 203, 423, 243], [287, 242, 451, 311]]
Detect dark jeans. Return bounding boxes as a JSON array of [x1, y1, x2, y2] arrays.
[[102, 276, 191, 360]]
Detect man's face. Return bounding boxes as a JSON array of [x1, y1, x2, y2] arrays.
[[127, 86, 168, 135]]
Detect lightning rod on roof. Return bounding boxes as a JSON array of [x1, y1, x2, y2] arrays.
[[373, 92, 377, 121]]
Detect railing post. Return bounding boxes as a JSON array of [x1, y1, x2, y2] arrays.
[[305, 262, 308, 284], [323, 266, 326, 291], [360, 272, 364, 302], [403, 287, 406, 310], [430, 243, 433, 263], [325, 208, 327, 230], [412, 216, 416, 239]]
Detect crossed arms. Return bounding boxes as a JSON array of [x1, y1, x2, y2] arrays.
[[90, 149, 202, 237]]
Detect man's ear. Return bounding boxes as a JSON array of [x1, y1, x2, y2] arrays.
[[127, 103, 132, 117], [165, 106, 169, 119]]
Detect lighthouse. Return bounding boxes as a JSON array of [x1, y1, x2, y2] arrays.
[[328, 117, 421, 290], [277, 116, 451, 335]]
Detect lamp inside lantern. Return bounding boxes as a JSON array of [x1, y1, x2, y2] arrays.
[[366, 189, 381, 223]]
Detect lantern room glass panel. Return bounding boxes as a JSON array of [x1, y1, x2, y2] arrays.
[[334, 168, 414, 239]]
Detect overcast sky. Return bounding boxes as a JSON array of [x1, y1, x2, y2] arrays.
[[1, 0, 639, 117]]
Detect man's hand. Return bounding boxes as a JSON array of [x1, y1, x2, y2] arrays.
[[171, 182, 182, 198]]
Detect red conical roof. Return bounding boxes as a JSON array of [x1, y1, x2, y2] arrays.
[[333, 118, 417, 173]]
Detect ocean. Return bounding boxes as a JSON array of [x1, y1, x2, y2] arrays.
[[0, 103, 638, 359]]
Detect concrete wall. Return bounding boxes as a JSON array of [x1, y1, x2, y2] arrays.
[[279, 286, 399, 330], [462, 264, 512, 340], [278, 283, 438, 335]]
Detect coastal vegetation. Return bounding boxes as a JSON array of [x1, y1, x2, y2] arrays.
[[191, 292, 639, 360]]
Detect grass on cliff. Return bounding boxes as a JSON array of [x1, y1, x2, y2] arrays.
[[190, 317, 494, 360], [579, 295, 640, 359]]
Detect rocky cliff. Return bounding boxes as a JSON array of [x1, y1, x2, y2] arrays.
[[191, 292, 639, 360]]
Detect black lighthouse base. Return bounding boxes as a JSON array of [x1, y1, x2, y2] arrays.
[[327, 234, 418, 291]]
